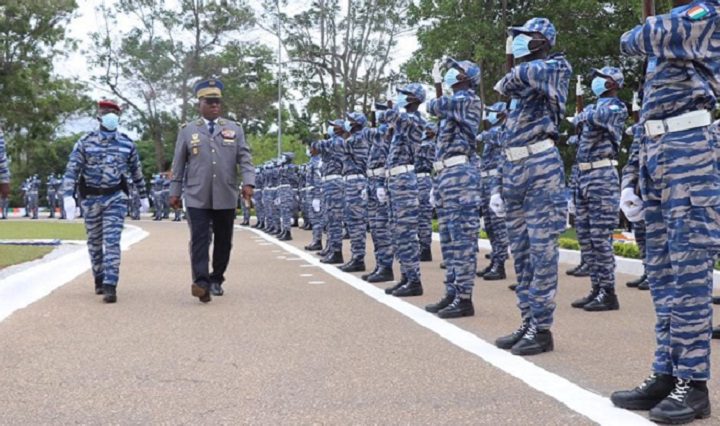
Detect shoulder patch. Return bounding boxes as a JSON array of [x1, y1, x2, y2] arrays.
[[687, 4, 709, 20]]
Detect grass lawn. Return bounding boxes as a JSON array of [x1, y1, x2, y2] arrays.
[[0, 221, 86, 240], [0, 245, 54, 269]]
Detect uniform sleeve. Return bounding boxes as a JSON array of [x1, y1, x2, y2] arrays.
[[621, 127, 642, 192], [426, 96, 451, 119], [581, 101, 629, 142], [128, 143, 147, 198], [620, 7, 720, 60], [170, 127, 188, 198], [235, 125, 255, 187], [62, 137, 86, 197], [495, 60, 571, 121], [0, 132, 9, 184]]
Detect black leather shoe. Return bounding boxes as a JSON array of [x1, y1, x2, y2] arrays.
[[573, 263, 591, 277], [367, 266, 394, 283], [485, 253, 491, 259], [339, 257, 365, 273], [571, 287, 599, 308], [321, 251, 344, 264], [191, 283, 211, 303], [483, 262, 506, 281], [566, 263, 584, 276], [361, 266, 379, 281], [304, 240, 322, 251], [102, 285, 117, 303], [440, 261, 446, 270], [638, 279, 650, 291], [437, 297, 474, 318], [649, 380, 711, 424], [385, 275, 407, 294], [420, 246, 432, 262], [425, 293, 455, 313], [611, 374, 676, 411], [210, 282, 224, 296], [713, 327, 720, 339], [279, 230, 293, 241], [240, 220, 250, 226], [317, 247, 330, 257], [510, 326, 553, 356], [496, 322, 530, 349], [303, 222, 312, 230], [508, 283, 517, 291], [392, 279, 423, 297], [583, 289, 619, 311], [476, 263, 492, 278], [626, 273, 647, 288], [713, 296, 720, 305], [94, 276, 104, 295]]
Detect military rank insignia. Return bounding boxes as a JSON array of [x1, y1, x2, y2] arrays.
[[191, 133, 200, 155], [221, 129, 236, 145], [687, 4, 709, 20]]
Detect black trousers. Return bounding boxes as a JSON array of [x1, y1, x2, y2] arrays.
[[186, 208, 235, 287]]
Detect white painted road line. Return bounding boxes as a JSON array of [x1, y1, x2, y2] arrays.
[[308, 281, 326, 285], [300, 274, 313, 277], [244, 227, 653, 426]]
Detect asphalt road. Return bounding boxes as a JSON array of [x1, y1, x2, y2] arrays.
[[0, 219, 718, 425]]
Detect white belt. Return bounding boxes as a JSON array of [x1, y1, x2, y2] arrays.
[[343, 174, 366, 181], [481, 169, 499, 178], [387, 164, 415, 177], [644, 110, 713, 137], [433, 155, 468, 172], [578, 159, 618, 171], [277, 184, 291, 188], [322, 174, 342, 182], [302, 186, 313, 191], [416, 172, 431, 178], [367, 167, 386, 178], [505, 139, 555, 162]]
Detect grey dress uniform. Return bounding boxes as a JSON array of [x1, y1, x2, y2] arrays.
[[170, 116, 256, 292]]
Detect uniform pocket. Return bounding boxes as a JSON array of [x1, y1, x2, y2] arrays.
[[686, 183, 720, 251]]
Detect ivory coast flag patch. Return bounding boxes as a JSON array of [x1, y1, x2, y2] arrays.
[[687, 4, 709, 20]]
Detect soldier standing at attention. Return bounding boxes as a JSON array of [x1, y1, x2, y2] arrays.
[[0, 127, 9, 209], [415, 122, 436, 263], [62, 99, 150, 303], [612, 1, 719, 423], [169, 78, 255, 303]]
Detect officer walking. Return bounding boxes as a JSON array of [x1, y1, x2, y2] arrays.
[[490, 18, 572, 355], [169, 78, 255, 303], [62, 99, 150, 303], [612, 2, 719, 423]]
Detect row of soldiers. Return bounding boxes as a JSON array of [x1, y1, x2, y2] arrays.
[[254, 5, 718, 424]]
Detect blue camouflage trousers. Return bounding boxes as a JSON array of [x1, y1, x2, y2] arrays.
[[367, 176, 394, 268], [387, 171, 421, 281], [417, 174, 433, 252], [436, 163, 481, 298], [253, 189, 264, 225], [503, 149, 566, 330], [641, 127, 718, 381], [323, 178, 344, 252], [633, 220, 647, 268], [575, 168, 619, 290], [262, 189, 273, 227], [82, 192, 128, 287], [279, 186, 294, 231], [344, 177, 368, 259], [308, 188, 324, 242], [481, 181, 509, 264]]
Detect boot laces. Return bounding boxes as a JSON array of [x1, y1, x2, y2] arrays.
[[637, 374, 657, 391], [593, 290, 607, 303], [668, 380, 691, 403], [522, 324, 537, 341]]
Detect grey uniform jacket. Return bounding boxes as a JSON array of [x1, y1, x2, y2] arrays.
[[170, 117, 256, 210]]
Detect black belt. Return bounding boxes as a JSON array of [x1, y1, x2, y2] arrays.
[[85, 185, 122, 196]]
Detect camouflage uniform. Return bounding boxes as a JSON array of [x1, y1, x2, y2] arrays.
[[415, 124, 436, 258], [313, 132, 345, 255], [342, 113, 371, 263], [366, 122, 394, 271]]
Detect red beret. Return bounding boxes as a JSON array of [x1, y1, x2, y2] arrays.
[[98, 100, 121, 112]]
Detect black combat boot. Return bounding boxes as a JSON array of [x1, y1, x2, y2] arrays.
[[713, 327, 720, 339], [102, 285, 117, 304], [392, 279, 423, 297], [209, 282, 224, 296], [508, 283, 518, 291], [304, 240, 322, 251], [278, 229, 292, 241], [420, 246, 433, 262], [367, 266, 394, 283], [566, 262, 585, 276], [240, 219, 250, 226], [583, 288, 619, 311], [437, 297, 474, 318], [611, 373, 676, 410], [384, 274, 407, 295], [440, 261, 446, 269], [571, 287, 599, 308], [425, 293, 455, 313], [94, 276, 104, 295], [484, 253, 491, 260], [292, 217, 299, 227], [339, 257, 365, 273], [495, 322, 530, 350], [510, 325, 553, 356], [321, 251, 344, 264], [638, 279, 650, 291], [573, 262, 591, 277], [317, 246, 330, 257], [626, 273, 647, 288], [649, 379, 711, 424], [483, 262, 506, 281], [361, 266, 379, 281], [476, 263, 492, 278], [713, 296, 720, 305]]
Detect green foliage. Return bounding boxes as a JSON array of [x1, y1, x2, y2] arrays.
[[613, 242, 642, 259], [247, 134, 309, 166], [0, 221, 86, 240], [559, 238, 580, 251], [0, 246, 54, 269]]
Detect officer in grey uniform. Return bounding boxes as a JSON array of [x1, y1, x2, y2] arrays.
[[169, 78, 255, 303]]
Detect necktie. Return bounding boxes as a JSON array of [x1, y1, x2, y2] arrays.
[[208, 121, 215, 135]]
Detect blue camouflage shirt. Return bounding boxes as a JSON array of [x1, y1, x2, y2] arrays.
[[575, 97, 628, 163], [384, 108, 426, 168], [427, 89, 483, 160]]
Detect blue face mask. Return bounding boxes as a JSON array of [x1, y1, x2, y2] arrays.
[[509, 98, 519, 111], [592, 77, 608, 97], [100, 113, 119, 131], [443, 68, 461, 89], [395, 94, 409, 109], [343, 121, 353, 132], [327, 125, 335, 136], [511, 34, 534, 59], [487, 112, 499, 125]]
